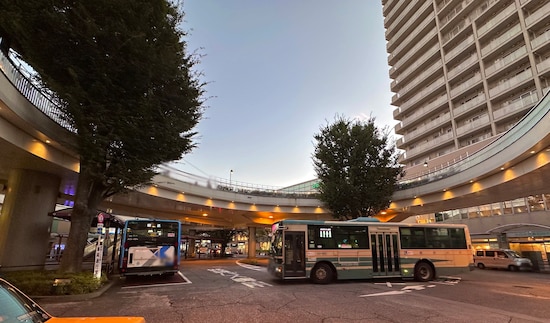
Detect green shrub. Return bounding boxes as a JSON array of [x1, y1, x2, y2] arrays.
[[0, 270, 108, 296]]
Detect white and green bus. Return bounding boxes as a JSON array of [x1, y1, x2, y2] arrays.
[[268, 218, 474, 284]]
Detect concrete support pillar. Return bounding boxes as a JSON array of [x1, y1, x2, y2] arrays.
[[0, 169, 60, 270], [187, 230, 196, 258], [247, 226, 257, 259], [497, 233, 509, 249], [188, 238, 196, 258]]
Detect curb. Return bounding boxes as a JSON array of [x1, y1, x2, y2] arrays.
[[33, 278, 118, 302]]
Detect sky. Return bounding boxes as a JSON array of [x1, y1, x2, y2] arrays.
[[173, 0, 394, 187]]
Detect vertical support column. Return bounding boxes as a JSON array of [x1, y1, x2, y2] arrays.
[[188, 230, 196, 258], [247, 226, 257, 259], [0, 169, 60, 270], [497, 233, 509, 249]]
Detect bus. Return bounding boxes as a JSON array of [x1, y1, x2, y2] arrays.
[[267, 218, 474, 284], [119, 219, 182, 276]]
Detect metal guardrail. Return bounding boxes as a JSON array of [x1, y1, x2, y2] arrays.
[[157, 164, 320, 197], [0, 50, 75, 132]]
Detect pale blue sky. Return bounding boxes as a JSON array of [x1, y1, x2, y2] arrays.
[[174, 0, 394, 187]]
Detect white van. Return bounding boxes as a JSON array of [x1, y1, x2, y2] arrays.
[[474, 249, 533, 271]]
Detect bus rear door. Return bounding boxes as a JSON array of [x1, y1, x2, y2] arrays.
[[370, 227, 401, 278]]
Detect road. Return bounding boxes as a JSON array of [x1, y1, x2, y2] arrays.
[[41, 259, 550, 322]]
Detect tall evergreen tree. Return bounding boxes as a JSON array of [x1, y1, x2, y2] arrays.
[[313, 115, 403, 220], [0, 0, 205, 272]]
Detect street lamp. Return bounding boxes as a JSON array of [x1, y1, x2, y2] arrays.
[[230, 169, 234, 187]]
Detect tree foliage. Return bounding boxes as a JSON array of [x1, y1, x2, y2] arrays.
[[0, 0, 205, 272], [313, 115, 403, 220]]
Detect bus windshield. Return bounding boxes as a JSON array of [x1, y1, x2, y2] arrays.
[[271, 230, 283, 257]]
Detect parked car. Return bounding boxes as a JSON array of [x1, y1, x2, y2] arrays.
[[0, 278, 146, 323], [474, 249, 533, 271]]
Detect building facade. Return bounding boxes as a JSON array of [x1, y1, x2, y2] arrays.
[[383, 0, 550, 168], [382, 0, 550, 270]]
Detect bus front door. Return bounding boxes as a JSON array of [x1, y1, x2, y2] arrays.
[[370, 231, 401, 278], [283, 231, 306, 277]]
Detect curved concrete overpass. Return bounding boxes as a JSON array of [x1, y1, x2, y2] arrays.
[[1, 50, 549, 227]]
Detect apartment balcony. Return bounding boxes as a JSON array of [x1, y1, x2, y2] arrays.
[[480, 24, 522, 57], [455, 114, 491, 137], [399, 95, 449, 130], [436, 0, 453, 13], [439, 0, 475, 33], [393, 107, 402, 120], [382, 0, 395, 16], [393, 77, 446, 111], [403, 132, 454, 160], [488, 69, 533, 98], [524, 1, 550, 28], [475, 0, 504, 25], [450, 73, 482, 98], [394, 122, 403, 135], [531, 29, 550, 51], [453, 93, 486, 118], [441, 19, 470, 45], [387, 6, 434, 52], [536, 57, 550, 76], [476, 2, 517, 39], [447, 54, 479, 81], [385, 1, 419, 39], [396, 136, 404, 148], [400, 78, 445, 112], [390, 43, 439, 84], [444, 34, 475, 64], [384, 0, 407, 29], [396, 60, 443, 98], [402, 113, 452, 140], [492, 90, 538, 120], [484, 46, 527, 78], [388, 23, 437, 67]]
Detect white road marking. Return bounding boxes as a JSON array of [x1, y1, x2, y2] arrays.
[[360, 290, 413, 297], [208, 268, 272, 288], [121, 271, 192, 289], [236, 261, 267, 272], [360, 278, 461, 297]]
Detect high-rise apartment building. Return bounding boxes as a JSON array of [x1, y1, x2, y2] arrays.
[[383, 0, 550, 171]]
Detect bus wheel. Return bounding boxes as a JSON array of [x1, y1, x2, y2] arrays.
[[477, 263, 485, 269], [414, 261, 434, 282], [311, 263, 333, 284]]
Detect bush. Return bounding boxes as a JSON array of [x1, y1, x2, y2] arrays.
[[0, 270, 108, 296]]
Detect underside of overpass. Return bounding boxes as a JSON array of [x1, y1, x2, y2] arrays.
[[1, 47, 549, 228]]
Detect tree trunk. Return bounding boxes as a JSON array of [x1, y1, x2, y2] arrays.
[[59, 167, 105, 273]]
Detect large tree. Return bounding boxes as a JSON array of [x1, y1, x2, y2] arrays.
[[313, 115, 403, 220], [0, 0, 205, 272]]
